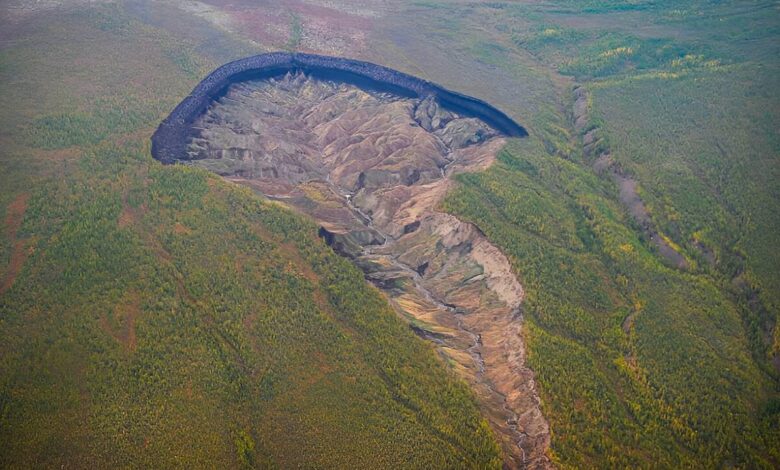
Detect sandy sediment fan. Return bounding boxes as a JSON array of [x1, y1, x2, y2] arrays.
[[151, 52, 527, 163]]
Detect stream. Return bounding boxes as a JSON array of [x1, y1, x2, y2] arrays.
[[332, 177, 534, 468]]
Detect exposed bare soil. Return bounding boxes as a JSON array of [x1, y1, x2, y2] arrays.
[[1, 192, 30, 295], [181, 73, 551, 468]]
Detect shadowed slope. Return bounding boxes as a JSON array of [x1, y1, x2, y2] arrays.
[[151, 52, 528, 164]]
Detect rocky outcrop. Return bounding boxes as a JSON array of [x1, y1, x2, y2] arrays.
[[151, 52, 527, 164], [154, 71, 550, 468]]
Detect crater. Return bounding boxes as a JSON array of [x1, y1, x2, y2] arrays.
[[151, 53, 549, 469], [151, 52, 526, 164]]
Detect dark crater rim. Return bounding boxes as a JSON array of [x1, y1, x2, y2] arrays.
[[151, 52, 528, 164]]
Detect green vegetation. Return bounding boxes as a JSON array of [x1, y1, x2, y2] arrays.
[[0, 5, 501, 467], [516, 28, 719, 80], [25, 100, 164, 150], [286, 13, 303, 51], [443, 139, 778, 468], [1, 0, 777, 468], [424, 0, 779, 467]]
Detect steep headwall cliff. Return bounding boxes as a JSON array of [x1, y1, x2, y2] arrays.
[[151, 52, 527, 164]]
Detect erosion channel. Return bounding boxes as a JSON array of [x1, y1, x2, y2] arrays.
[[152, 54, 550, 469]]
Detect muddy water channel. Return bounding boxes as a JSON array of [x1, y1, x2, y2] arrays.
[[165, 71, 550, 468]]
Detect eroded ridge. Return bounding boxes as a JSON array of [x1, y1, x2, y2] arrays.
[[170, 72, 550, 468], [151, 52, 527, 165]]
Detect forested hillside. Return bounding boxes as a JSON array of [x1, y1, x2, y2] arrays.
[[0, 7, 501, 467]]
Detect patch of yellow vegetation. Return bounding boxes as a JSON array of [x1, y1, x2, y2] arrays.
[[300, 182, 342, 208], [592, 71, 685, 88], [658, 232, 697, 269], [632, 297, 644, 312], [671, 54, 721, 69], [658, 232, 683, 255], [600, 46, 635, 58]]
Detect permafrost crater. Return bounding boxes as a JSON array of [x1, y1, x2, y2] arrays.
[[152, 53, 550, 469]]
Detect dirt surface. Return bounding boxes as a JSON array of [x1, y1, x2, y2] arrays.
[[1, 193, 30, 296], [179, 73, 551, 468]]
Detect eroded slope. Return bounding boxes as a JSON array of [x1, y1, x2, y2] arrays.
[[180, 73, 550, 468]]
